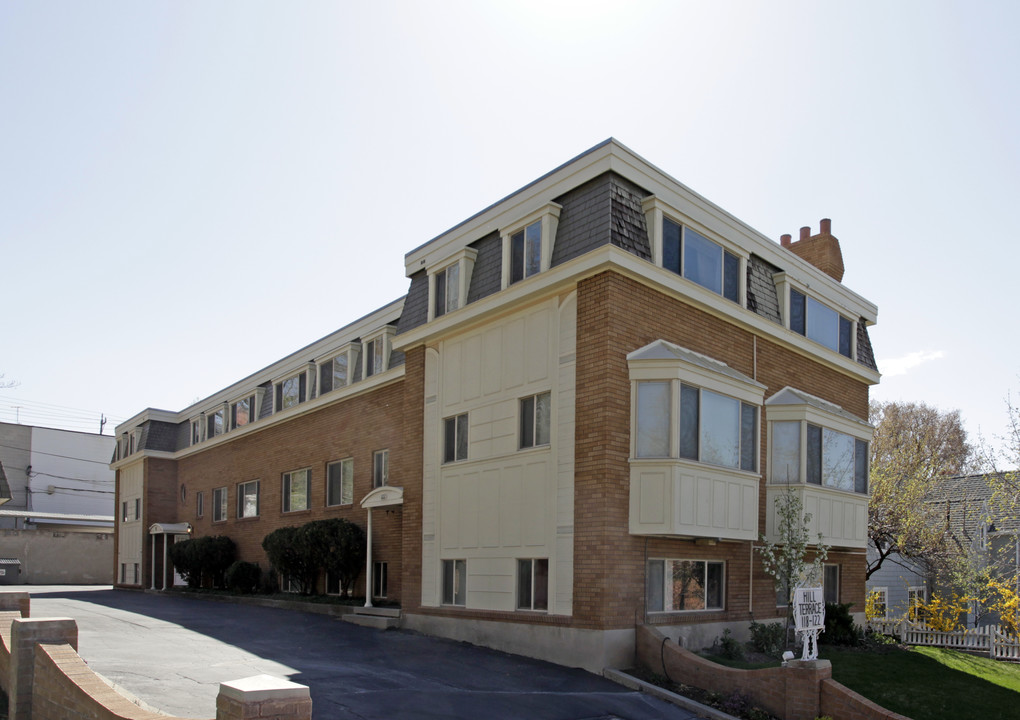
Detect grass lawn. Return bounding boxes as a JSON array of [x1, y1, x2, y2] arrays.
[[821, 644, 1020, 720]]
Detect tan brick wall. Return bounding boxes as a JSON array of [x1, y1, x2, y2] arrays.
[[820, 677, 913, 720], [398, 346, 425, 612], [573, 271, 871, 630], [158, 382, 406, 601]]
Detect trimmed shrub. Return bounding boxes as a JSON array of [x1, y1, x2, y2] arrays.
[[822, 602, 863, 646], [262, 526, 319, 595], [168, 535, 236, 589], [225, 561, 261, 594], [304, 518, 365, 597], [749, 620, 787, 657]]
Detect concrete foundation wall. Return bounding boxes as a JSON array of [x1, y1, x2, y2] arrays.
[[404, 612, 634, 672], [0, 529, 113, 584]]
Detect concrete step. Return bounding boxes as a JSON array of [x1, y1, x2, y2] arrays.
[[351, 606, 401, 618], [342, 613, 400, 630]]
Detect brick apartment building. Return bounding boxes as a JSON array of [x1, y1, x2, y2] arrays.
[[111, 139, 879, 671]]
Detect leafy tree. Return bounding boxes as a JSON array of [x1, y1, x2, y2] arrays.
[[225, 560, 261, 594], [262, 526, 319, 595], [868, 400, 974, 580], [168, 535, 236, 588], [757, 487, 830, 646], [304, 518, 366, 597], [168, 538, 201, 588]]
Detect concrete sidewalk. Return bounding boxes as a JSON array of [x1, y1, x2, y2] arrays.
[[17, 586, 697, 720]]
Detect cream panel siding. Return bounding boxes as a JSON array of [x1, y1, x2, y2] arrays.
[[423, 295, 574, 614], [629, 461, 759, 541], [765, 485, 868, 549], [117, 461, 144, 570]]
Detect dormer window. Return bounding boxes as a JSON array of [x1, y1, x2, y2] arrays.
[[206, 405, 226, 438], [191, 419, 201, 446], [430, 248, 477, 321], [275, 369, 310, 412], [790, 289, 852, 358], [500, 203, 561, 289], [319, 343, 361, 394], [775, 274, 855, 360], [231, 393, 259, 429], [363, 326, 396, 379]]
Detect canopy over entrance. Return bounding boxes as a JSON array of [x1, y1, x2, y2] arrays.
[[149, 522, 192, 535]]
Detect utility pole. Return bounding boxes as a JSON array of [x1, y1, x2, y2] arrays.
[[99, 414, 107, 435], [12, 406, 21, 424]]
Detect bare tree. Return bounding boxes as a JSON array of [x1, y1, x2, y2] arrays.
[[868, 400, 974, 580]]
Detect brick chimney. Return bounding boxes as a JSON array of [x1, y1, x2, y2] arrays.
[[781, 218, 844, 282]]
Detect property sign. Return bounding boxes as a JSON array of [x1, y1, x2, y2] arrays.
[[793, 586, 825, 631]]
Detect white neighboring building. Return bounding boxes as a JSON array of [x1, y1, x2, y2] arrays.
[[0, 421, 115, 583]]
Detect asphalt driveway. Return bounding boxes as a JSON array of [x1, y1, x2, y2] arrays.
[[18, 586, 696, 720]]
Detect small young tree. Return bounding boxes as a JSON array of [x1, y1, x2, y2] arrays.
[[757, 488, 830, 646]]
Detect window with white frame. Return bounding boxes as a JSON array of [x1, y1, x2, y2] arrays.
[[661, 217, 740, 303], [237, 480, 259, 518], [519, 392, 551, 449], [282, 469, 311, 513], [319, 344, 360, 394], [213, 487, 227, 522], [363, 329, 394, 379], [373, 562, 388, 598], [373, 449, 389, 488], [790, 288, 852, 358], [823, 564, 839, 604], [326, 458, 354, 506], [501, 203, 561, 288], [443, 413, 468, 463], [908, 586, 927, 620], [517, 558, 549, 611], [442, 559, 466, 606], [634, 381, 758, 471], [629, 341, 763, 474], [206, 407, 225, 439], [129, 432, 136, 455], [869, 587, 888, 619], [191, 419, 201, 446], [231, 395, 256, 429], [646, 559, 724, 612], [196, 491, 204, 518], [434, 263, 461, 318], [766, 387, 871, 493], [275, 373, 307, 411]]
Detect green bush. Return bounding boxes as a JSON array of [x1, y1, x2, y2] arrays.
[[262, 526, 319, 594], [822, 601, 863, 646], [262, 519, 366, 597], [168, 535, 236, 589], [225, 561, 261, 594], [749, 620, 788, 657], [712, 629, 745, 661]]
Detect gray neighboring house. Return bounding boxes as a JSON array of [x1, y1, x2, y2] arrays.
[[0, 421, 116, 583], [867, 472, 1020, 626]]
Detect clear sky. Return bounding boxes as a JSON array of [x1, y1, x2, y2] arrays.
[[1, 1, 1017, 458]]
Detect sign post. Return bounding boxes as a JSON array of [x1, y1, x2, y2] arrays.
[[792, 585, 825, 660]]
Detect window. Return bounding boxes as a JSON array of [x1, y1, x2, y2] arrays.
[[434, 263, 461, 318], [282, 469, 311, 513], [908, 586, 927, 620], [134, 498, 141, 521], [662, 217, 739, 303], [206, 408, 225, 438], [373, 562, 388, 598], [237, 480, 259, 518], [442, 559, 466, 606], [133, 563, 139, 584], [443, 413, 468, 463], [519, 392, 551, 449], [510, 220, 542, 285], [191, 419, 201, 445], [373, 449, 389, 488], [129, 433, 135, 455], [776, 577, 791, 607], [789, 289, 852, 358], [823, 564, 840, 604], [320, 352, 350, 394], [196, 491, 204, 518], [869, 587, 888, 619], [121, 500, 133, 523], [213, 487, 227, 522], [771, 421, 868, 493], [326, 458, 354, 506], [365, 338, 382, 378], [646, 559, 724, 612], [120, 563, 126, 583], [275, 373, 306, 411], [634, 381, 757, 472], [517, 559, 549, 611], [231, 395, 256, 429]]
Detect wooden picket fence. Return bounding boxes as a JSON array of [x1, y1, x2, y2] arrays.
[[868, 618, 1020, 661]]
